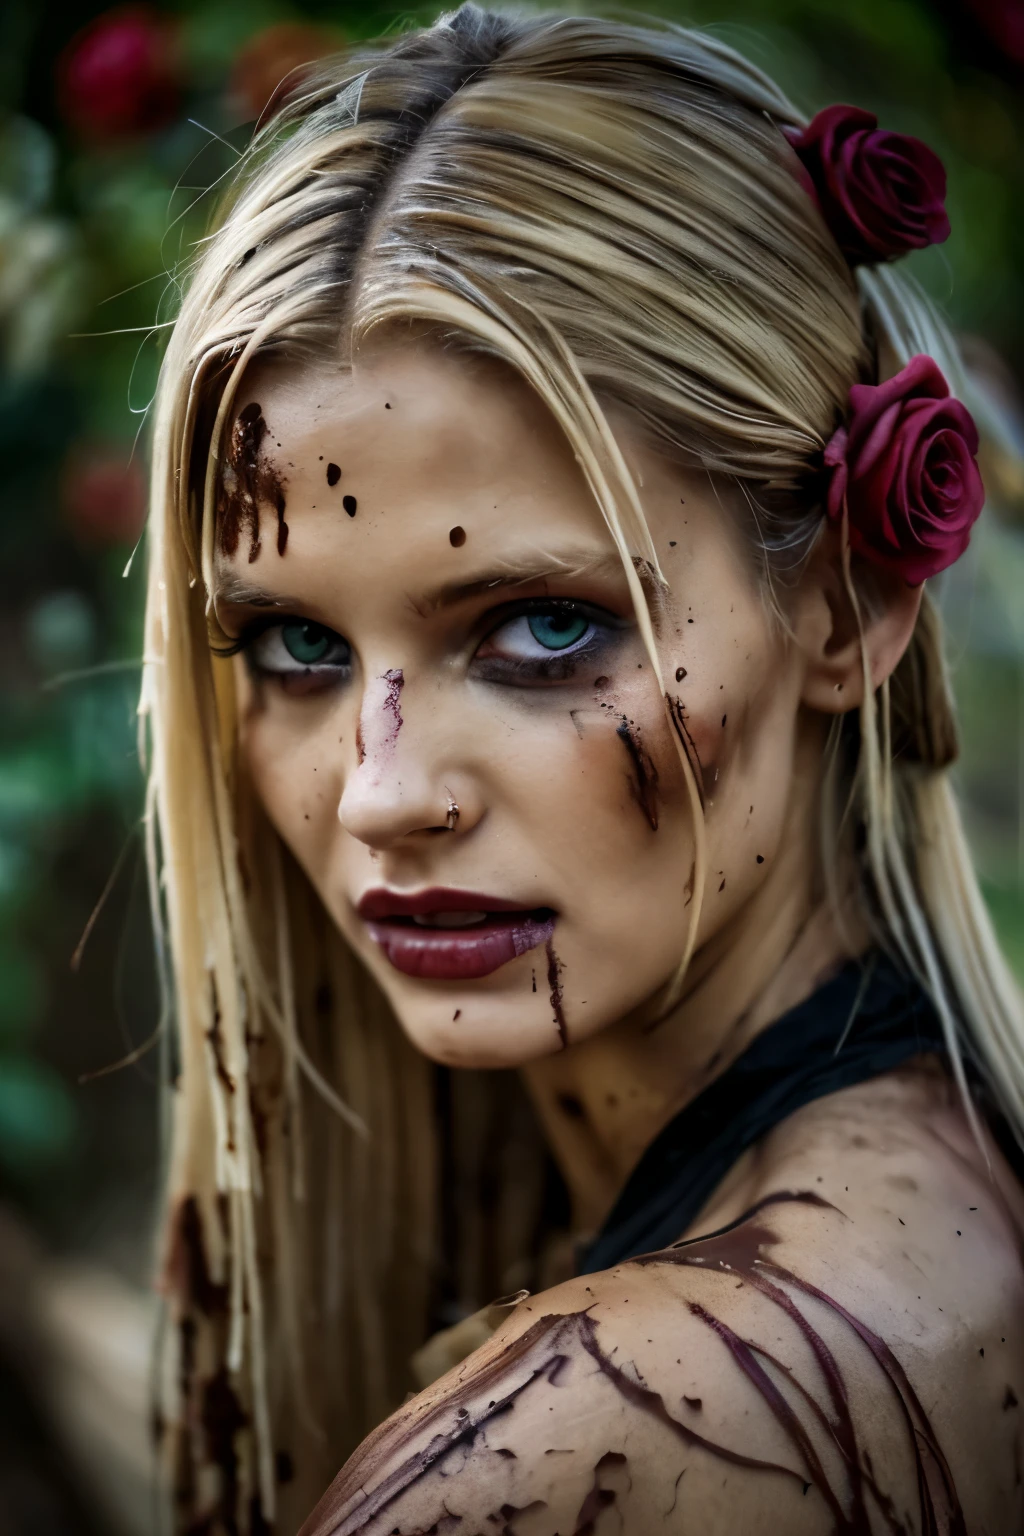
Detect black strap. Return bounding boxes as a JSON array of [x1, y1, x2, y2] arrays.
[[579, 954, 945, 1274]]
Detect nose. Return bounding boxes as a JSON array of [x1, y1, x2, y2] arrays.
[[337, 671, 475, 850]]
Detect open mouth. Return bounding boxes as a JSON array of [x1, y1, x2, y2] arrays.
[[357, 888, 556, 981]]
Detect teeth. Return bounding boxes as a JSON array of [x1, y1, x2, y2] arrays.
[[412, 911, 488, 929]]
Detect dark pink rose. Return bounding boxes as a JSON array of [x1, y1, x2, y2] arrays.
[[785, 105, 950, 265], [825, 355, 984, 584], [58, 6, 180, 140]]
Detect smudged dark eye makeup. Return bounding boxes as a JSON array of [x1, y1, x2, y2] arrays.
[[222, 598, 628, 694], [218, 618, 354, 697], [472, 598, 628, 685]]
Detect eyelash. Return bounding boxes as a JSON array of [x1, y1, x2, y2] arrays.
[[220, 599, 626, 691]]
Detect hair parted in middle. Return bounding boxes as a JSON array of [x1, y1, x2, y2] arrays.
[[143, 7, 1023, 1531]]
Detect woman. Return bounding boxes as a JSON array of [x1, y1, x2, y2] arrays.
[[145, 6, 1024, 1532]]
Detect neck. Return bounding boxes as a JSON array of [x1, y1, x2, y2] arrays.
[[521, 791, 867, 1237]]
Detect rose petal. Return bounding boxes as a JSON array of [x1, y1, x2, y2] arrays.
[[786, 105, 951, 264]]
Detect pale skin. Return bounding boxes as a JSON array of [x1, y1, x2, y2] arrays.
[[213, 343, 1024, 1534]]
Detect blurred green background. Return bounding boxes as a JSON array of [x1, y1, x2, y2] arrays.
[[0, 0, 1023, 1527]]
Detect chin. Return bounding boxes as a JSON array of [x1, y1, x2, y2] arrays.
[[379, 986, 566, 1070]]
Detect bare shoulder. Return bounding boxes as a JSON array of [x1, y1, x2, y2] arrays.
[[298, 1249, 840, 1536], [300, 1064, 1024, 1536], [701, 1057, 1024, 1530]]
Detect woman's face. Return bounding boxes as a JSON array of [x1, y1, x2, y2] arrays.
[[216, 345, 816, 1068]]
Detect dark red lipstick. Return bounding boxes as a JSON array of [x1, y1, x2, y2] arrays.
[[357, 887, 555, 981]]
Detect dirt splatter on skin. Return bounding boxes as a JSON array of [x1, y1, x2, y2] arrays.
[[632, 1192, 966, 1536], [572, 1450, 629, 1533], [217, 403, 287, 561], [546, 940, 568, 1049], [300, 1327, 570, 1534], [313, 1306, 809, 1535], [382, 669, 404, 741], [297, 1192, 964, 1536], [616, 716, 659, 831], [666, 692, 706, 810]]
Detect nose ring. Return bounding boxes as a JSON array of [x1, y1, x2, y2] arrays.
[[445, 792, 460, 832]]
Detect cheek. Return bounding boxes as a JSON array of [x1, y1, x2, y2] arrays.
[[497, 682, 689, 868], [500, 693, 695, 1002], [662, 596, 792, 800], [674, 643, 805, 920], [238, 690, 344, 873]]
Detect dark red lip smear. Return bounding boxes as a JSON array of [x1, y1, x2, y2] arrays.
[[546, 939, 568, 1047]]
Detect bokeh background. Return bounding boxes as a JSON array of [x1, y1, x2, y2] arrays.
[[1, 0, 1023, 1530]]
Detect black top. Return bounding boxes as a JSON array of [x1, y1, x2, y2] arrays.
[[580, 952, 946, 1274]]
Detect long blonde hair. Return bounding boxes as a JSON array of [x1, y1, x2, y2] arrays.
[[142, 7, 1024, 1529]]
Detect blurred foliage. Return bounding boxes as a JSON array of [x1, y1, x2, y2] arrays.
[[1, 0, 1023, 1243]]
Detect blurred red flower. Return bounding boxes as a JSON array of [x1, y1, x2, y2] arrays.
[[967, 0, 1024, 66], [62, 447, 147, 547], [58, 6, 181, 140], [229, 22, 342, 124]]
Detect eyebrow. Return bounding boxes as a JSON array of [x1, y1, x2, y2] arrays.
[[213, 577, 300, 610], [416, 547, 633, 614], [213, 546, 642, 618]]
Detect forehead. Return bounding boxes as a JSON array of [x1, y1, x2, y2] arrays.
[[209, 342, 756, 633], [210, 343, 640, 620], [231, 345, 604, 521]]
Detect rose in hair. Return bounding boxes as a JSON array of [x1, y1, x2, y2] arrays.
[[785, 106, 949, 265], [825, 355, 984, 584]]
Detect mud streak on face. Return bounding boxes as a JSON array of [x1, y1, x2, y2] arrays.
[[216, 403, 288, 562], [546, 940, 568, 1049], [382, 669, 404, 742], [616, 716, 659, 831]]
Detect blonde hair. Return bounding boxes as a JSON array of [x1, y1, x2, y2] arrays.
[[142, 7, 1024, 1529]]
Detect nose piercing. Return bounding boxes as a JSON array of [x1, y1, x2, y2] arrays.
[[445, 792, 460, 832]]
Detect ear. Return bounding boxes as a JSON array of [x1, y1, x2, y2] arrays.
[[793, 520, 923, 714]]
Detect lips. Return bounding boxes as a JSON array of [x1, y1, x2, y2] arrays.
[[357, 887, 555, 981]]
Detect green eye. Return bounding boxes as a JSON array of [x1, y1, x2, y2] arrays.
[[282, 620, 331, 665], [527, 611, 590, 651]]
